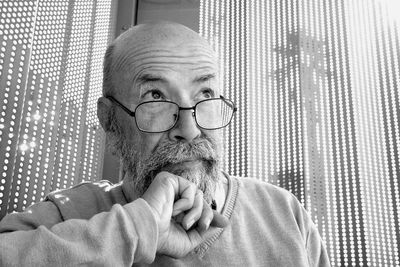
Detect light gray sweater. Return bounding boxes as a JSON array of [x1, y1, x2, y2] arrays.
[[0, 175, 330, 266]]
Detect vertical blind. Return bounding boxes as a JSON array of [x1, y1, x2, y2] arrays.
[[0, 0, 116, 219], [200, 0, 400, 266]]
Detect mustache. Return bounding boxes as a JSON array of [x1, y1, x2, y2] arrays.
[[145, 136, 220, 172]]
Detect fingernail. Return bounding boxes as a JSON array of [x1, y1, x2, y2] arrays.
[[200, 218, 211, 232], [185, 219, 194, 230], [172, 209, 180, 216], [205, 218, 211, 229]]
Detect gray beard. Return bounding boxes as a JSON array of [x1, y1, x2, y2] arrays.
[[123, 137, 220, 204], [107, 107, 222, 203]]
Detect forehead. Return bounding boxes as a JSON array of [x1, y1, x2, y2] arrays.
[[123, 43, 217, 73], [112, 35, 219, 93]]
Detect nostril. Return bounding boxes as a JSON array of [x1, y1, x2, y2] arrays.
[[174, 135, 185, 141], [168, 108, 201, 142]]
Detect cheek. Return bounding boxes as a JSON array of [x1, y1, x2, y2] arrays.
[[117, 107, 164, 156], [119, 116, 147, 151], [137, 132, 165, 156], [202, 129, 223, 147]]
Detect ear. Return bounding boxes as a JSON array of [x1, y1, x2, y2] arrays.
[[97, 97, 113, 132]]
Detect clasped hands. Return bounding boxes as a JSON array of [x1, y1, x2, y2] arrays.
[[142, 171, 229, 258]]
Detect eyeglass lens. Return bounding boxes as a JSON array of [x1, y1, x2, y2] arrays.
[[135, 98, 234, 132]]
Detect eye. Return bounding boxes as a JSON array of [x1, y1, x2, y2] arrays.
[[151, 90, 162, 99], [201, 88, 215, 99], [143, 89, 164, 100]]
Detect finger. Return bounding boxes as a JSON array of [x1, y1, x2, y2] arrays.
[[184, 211, 230, 250], [173, 212, 185, 225], [197, 200, 214, 232], [186, 214, 226, 246], [172, 180, 197, 216], [182, 190, 204, 230], [210, 211, 229, 228]]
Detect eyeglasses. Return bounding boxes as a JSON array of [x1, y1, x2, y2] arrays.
[[107, 95, 237, 133]]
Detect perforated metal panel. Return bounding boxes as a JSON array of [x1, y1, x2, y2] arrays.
[[200, 0, 400, 266], [0, 0, 116, 219]]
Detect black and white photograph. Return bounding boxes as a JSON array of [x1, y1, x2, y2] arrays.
[[0, 0, 399, 266]]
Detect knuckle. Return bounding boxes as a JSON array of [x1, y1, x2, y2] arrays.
[[155, 171, 171, 180], [154, 171, 176, 187], [203, 201, 212, 212], [203, 204, 213, 216], [206, 206, 214, 216], [189, 183, 197, 191]]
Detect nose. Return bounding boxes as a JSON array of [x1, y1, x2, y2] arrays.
[[168, 108, 201, 142]]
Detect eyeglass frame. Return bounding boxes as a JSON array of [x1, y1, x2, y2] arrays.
[[107, 95, 237, 133]]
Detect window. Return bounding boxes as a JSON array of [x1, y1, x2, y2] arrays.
[[0, 0, 116, 219], [200, 0, 400, 265]]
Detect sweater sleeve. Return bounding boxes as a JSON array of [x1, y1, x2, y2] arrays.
[[305, 215, 331, 267], [291, 196, 330, 267], [0, 198, 158, 266], [277, 185, 330, 267], [0, 201, 64, 232]]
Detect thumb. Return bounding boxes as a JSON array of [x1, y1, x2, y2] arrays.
[[210, 211, 229, 228], [196, 211, 229, 241]]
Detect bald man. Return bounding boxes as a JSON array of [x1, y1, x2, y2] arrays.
[[0, 22, 330, 266]]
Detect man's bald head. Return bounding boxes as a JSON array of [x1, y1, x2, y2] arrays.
[[103, 21, 217, 97], [99, 22, 224, 203], [115, 21, 208, 49]]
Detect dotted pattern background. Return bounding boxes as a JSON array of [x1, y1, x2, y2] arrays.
[[200, 0, 400, 266], [0, 0, 116, 218]]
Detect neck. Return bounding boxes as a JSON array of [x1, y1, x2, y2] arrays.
[[214, 171, 228, 213]]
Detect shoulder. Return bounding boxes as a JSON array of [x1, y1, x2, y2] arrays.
[[46, 180, 115, 201], [46, 180, 126, 220], [227, 176, 329, 265], [235, 176, 300, 205], [231, 175, 307, 223]]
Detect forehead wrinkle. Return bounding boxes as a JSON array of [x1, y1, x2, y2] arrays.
[[113, 48, 217, 82], [133, 50, 216, 63], [127, 49, 217, 72], [131, 63, 218, 97], [129, 61, 217, 83], [120, 41, 216, 63], [126, 47, 218, 79]]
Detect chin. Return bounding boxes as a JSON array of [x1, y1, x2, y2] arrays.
[[161, 160, 204, 175]]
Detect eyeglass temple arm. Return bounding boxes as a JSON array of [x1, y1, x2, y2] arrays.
[[220, 95, 238, 112], [107, 96, 136, 117]]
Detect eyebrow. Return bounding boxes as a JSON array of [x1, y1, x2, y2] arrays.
[[135, 72, 217, 86], [193, 73, 216, 83], [136, 73, 166, 86]]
